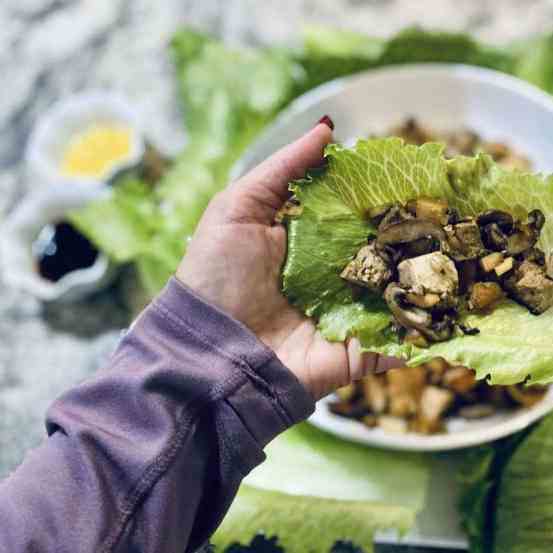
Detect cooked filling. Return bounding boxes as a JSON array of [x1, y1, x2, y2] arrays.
[[341, 200, 553, 347], [329, 358, 547, 435], [389, 117, 531, 170]]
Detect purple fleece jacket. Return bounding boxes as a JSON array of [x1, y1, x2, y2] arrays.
[[0, 278, 315, 552]]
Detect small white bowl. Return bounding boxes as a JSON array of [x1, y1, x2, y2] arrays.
[[26, 91, 145, 188], [0, 183, 115, 302], [233, 64, 553, 451]]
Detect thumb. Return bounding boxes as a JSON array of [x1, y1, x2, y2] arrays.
[[228, 122, 333, 223]]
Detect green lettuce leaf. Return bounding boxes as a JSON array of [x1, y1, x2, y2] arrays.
[[283, 138, 553, 384], [213, 423, 429, 552], [512, 32, 553, 93], [457, 446, 497, 553], [494, 414, 553, 553], [69, 178, 160, 263]]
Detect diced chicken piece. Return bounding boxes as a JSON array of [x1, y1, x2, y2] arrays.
[[398, 252, 458, 298], [425, 357, 449, 384], [341, 241, 392, 292], [494, 257, 514, 277], [419, 386, 454, 423], [361, 374, 387, 414], [406, 197, 450, 226], [389, 394, 418, 417], [480, 252, 504, 273], [504, 260, 553, 314], [378, 415, 408, 434], [386, 366, 427, 399], [444, 220, 485, 260], [442, 366, 477, 394], [469, 282, 504, 312]]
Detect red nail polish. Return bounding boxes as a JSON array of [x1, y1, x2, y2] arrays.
[[318, 115, 335, 131]]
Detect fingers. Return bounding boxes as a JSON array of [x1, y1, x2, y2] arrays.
[[346, 337, 405, 381], [229, 123, 333, 214]]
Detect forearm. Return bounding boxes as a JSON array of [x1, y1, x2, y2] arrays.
[[0, 279, 314, 553]]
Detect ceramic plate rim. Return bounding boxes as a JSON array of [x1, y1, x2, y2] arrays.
[[232, 63, 553, 451]]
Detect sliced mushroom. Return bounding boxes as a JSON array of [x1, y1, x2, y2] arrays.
[[482, 222, 509, 251], [377, 205, 414, 232], [402, 236, 440, 258], [528, 209, 545, 231], [377, 220, 446, 251], [506, 385, 547, 407], [506, 226, 538, 256], [457, 259, 478, 294], [384, 284, 432, 330], [385, 283, 456, 342], [366, 203, 394, 226], [477, 210, 514, 232]]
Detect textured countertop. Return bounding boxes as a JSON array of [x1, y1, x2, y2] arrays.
[[2, 1, 553, 551]]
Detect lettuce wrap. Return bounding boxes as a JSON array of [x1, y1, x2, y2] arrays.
[[282, 138, 553, 385]]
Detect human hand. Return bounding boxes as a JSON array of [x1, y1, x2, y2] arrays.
[[177, 120, 402, 399]]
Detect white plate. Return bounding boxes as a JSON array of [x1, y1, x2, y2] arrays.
[[311, 390, 553, 452], [233, 64, 553, 452]]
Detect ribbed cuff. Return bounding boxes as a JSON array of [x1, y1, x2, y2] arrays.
[[154, 278, 315, 448]]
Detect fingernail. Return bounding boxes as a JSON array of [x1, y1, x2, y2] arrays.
[[317, 115, 335, 131]]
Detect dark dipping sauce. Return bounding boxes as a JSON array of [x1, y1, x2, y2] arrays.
[[34, 222, 98, 282]]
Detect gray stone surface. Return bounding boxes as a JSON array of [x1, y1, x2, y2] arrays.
[[2, 1, 553, 550]]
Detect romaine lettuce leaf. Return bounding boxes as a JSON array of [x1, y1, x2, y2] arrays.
[[494, 414, 553, 553], [69, 178, 160, 262], [213, 423, 429, 552], [457, 428, 532, 553], [283, 138, 553, 385]]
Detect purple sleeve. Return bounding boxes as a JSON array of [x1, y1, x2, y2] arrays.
[[0, 278, 314, 553]]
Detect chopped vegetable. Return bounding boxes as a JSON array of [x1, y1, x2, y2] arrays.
[[328, 358, 546, 435]]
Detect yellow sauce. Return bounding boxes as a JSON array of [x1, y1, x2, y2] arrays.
[[60, 124, 132, 178]]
